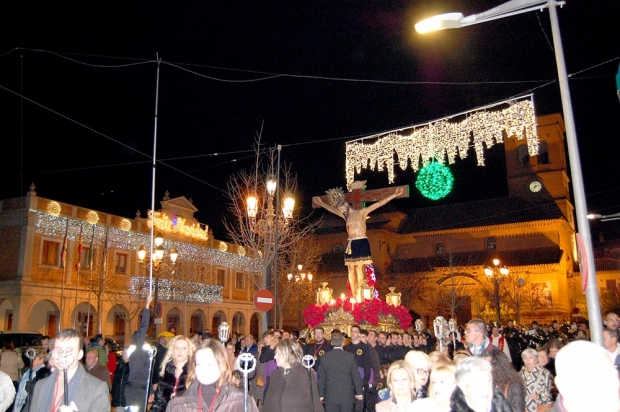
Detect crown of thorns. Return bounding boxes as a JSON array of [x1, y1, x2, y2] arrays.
[[325, 187, 346, 208]]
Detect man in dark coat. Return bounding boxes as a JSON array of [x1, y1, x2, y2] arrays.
[[303, 326, 333, 371], [344, 325, 372, 412], [124, 295, 152, 412], [318, 332, 363, 412]]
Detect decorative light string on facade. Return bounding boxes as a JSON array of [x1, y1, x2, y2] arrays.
[[33, 210, 262, 274], [131, 277, 223, 303], [345, 97, 539, 186]]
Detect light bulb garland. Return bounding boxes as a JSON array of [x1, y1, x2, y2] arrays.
[[415, 162, 454, 200], [33, 210, 262, 275], [131, 276, 223, 304], [345, 98, 538, 185]]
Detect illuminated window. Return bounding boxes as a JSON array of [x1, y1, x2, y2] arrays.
[[436, 243, 445, 255], [41, 240, 61, 266]]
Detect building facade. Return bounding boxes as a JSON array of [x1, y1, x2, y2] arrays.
[[315, 114, 620, 326], [0, 189, 263, 343]]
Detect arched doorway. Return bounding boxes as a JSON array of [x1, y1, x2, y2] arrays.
[[166, 307, 183, 335], [106, 304, 129, 344], [190, 309, 206, 334], [72, 302, 97, 337], [0, 299, 15, 330], [232, 312, 245, 336], [250, 313, 260, 339], [29, 300, 60, 337], [211, 311, 227, 338]]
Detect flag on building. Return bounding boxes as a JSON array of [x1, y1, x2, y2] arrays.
[[87, 226, 95, 271], [101, 227, 109, 274], [60, 220, 69, 269], [75, 225, 83, 271]]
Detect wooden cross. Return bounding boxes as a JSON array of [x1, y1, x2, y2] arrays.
[[312, 180, 409, 209]]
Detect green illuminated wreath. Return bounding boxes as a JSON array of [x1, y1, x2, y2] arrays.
[[415, 162, 454, 200]]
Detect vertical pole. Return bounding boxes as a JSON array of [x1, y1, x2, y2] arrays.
[[547, 0, 602, 345], [149, 54, 161, 298], [273, 144, 282, 330]]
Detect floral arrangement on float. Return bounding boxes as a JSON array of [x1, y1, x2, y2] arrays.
[[303, 286, 412, 331]]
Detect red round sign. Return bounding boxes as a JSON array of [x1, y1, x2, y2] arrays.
[[253, 289, 275, 312]]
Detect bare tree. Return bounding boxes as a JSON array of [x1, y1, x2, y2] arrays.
[[275, 236, 324, 330], [502, 271, 534, 324], [223, 131, 321, 331]]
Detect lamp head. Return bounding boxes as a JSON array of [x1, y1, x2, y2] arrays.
[[415, 12, 465, 33], [246, 196, 258, 218], [137, 246, 147, 262], [169, 248, 179, 264], [154, 233, 164, 247], [266, 175, 277, 196], [282, 194, 295, 219]]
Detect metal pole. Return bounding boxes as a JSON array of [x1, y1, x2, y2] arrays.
[[149, 53, 161, 298], [547, 0, 602, 345], [273, 144, 282, 330]]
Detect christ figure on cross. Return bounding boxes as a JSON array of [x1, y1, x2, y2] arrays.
[[313, 184, 405, 300]]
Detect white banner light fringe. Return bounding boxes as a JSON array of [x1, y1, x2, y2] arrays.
[[345, 97, 539, 185]]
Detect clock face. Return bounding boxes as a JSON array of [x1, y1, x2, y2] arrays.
[[529, 180, 542, 193]]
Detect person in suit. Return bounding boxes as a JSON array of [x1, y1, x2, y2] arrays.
[[30, 328, 110, 412], [317, 332, 363, 412]]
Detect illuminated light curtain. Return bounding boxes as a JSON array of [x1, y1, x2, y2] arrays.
[[345, 98, 538, 185]]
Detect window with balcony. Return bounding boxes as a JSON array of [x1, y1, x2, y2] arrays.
[[216, 269, 226, 287], [114, 252, 129, 274], [235, 272, 245, 289]]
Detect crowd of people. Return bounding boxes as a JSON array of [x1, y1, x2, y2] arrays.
[[2, 298, 620, 412]]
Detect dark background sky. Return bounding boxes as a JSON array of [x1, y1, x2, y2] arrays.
[[1, 1, 618, 239]]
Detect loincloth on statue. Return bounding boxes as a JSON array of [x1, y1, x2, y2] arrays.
[[344, 238, 372, 263]]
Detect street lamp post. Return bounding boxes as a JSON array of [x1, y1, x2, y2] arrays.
[[415, 0, 603, 346], [287, 264, 313, 330], [137, 232, 179, 337], [246, 148, 295, 331], [484, 258, 510, 325]]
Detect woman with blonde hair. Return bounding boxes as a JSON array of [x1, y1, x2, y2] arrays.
[[411, 363, 457, 412], [261, 339, 322, 412], [404, 350, 432, 399], [166, 339, 259, 412], [376, 360, 417, 412], [149, 335, 196, 412]]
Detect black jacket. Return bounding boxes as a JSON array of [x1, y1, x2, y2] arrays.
[[149, 360, 188, 412], [451, 386, 514, 412], [111, 357, 129, 407], [21, 365, 51, 412]]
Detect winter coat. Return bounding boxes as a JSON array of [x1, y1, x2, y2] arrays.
[[166, 381, 259, 412], [149, 360, 188, 412], [261, 364, 323, 412], [0, 370, 15, 412], [111, 356, 129, 407], [450, 386, 514, 412]]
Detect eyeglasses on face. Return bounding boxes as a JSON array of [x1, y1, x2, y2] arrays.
[[416, 368, 430, 376]]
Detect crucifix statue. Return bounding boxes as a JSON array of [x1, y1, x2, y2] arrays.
[[312, 181, 408, 300]]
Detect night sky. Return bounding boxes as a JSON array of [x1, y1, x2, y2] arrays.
[[1, 1, 618, 239]]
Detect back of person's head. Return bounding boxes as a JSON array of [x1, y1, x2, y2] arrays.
[[331, 332, 344, 347], [554, 340, 620, 412], [276, 339, 303, 368], [405, 349, 432, 370]]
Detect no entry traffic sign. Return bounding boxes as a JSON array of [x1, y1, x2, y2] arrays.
[[253, 289, 275, 312]]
